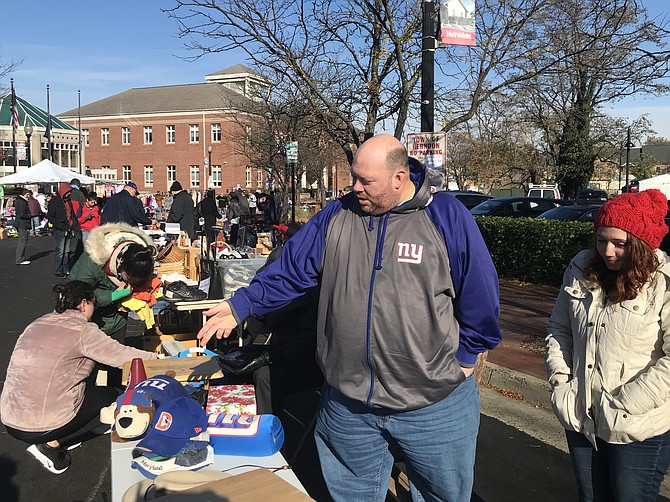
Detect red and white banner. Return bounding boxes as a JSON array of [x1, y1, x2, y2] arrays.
[[440, 0, 476, 47]]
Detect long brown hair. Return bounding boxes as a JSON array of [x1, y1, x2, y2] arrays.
[[584, 232, 659, 302]]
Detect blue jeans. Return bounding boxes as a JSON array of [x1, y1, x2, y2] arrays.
[[315, 375, 479, 502], [53, 229, 71, 276], [30, 216, 41, 235], [566, 429, 670, 502]]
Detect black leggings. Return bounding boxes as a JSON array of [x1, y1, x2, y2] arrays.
[[4, 384, 120, 447]]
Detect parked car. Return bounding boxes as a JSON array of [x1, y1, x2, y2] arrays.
[[445, 190, 494, 210], [527, 184, 561, 199], [576, 189, 608, 205], [470, 197, 572, 218], [536, 204, 602, 222], [622, 180, 639, 193]]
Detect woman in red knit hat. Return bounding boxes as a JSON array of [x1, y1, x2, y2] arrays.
[[546, 188, 670, 501]]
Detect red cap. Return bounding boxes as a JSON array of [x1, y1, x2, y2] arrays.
[[594, 189, 669, 249]]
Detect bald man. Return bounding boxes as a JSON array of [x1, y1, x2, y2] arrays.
[[199, 134, 501, 501]]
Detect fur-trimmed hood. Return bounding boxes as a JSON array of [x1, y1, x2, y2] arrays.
[[85, 223, 154, 266]]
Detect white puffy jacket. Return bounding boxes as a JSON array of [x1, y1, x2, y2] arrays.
[[546, 249, 670, 447]]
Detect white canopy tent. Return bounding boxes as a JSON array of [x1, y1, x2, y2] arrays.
[[0, 159, 95, 185]]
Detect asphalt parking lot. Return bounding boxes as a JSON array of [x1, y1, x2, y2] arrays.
[[0, 236, 327, 502]]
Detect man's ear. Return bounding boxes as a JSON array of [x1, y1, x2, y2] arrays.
[[393, 168, 409, 189]]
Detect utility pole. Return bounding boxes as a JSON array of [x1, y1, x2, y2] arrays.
[[421, 0, 436, 133]]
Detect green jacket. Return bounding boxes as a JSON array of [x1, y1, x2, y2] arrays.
[[68, 222, 155, 336], [68, 252, 127, 335]]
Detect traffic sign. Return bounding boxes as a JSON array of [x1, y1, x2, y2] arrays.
[[286, 141, 298, 163], [406, 132, 446, 171]]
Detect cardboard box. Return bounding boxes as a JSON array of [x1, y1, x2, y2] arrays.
[[206, 384, 257, 416]]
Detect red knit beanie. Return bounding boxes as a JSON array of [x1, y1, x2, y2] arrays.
[[594, 189, 669, 249]]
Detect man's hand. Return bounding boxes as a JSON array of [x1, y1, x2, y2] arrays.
[[197, 301, 238, 346], [461, 366, 475, 378]]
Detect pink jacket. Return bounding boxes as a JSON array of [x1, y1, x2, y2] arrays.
[[0, 309, 155, 432]]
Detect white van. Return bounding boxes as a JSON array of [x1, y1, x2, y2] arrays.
[[527, 184, 561, 199]]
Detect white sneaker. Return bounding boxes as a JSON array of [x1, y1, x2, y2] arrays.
[[18, 261, 30, 265]]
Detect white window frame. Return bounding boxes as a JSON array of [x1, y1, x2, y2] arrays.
[[144, 165, 153, 187], [83, 129, 89, 146], [245, 165, 251, 187], [122, 127, 130, 145], [256, 168, 263, 187], [144, 126, 153, 145], [166, 125, 176, 144], [212, 165, 222, 187], [189, 124, 199, 143], [101, 128, 109, 146], [190, 165, 200, 187], [122, 165, 131, 181], [211, 123, 221, 143], [167, 165, 176, 185]]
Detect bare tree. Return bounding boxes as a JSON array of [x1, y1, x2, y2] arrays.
[[165, 0, 423, 162], [513, 0, 670, 197], [0, 57, 22, 93], [166, 1, 578, 142]]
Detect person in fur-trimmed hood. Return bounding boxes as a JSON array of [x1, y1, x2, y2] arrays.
[[68, 222, 156, 345]]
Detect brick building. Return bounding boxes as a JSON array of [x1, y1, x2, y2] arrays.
[[58, 65, 352, 196], [58, 65, 267, 194]]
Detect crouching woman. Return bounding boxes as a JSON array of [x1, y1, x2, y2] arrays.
[[0, 281, 155, 474], [545, 188, 670, 501]]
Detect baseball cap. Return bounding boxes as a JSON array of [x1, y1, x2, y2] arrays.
[[135, 397, 208, 458], [130, 375, 189, 410], [125, 181, 139, 193]]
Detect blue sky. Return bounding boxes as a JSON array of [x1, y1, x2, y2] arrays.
[[1, 1, 669, 140]]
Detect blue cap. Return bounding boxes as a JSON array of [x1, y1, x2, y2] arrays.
[[129, 375, 188, 410], [135, 397, 208, 458], [125, 181, 138, 191]]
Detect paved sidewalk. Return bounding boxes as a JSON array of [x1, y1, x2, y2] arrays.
[[490, 279, 558, 381]]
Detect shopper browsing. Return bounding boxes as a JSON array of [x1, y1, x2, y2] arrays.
[[0, 281, 155, 474]]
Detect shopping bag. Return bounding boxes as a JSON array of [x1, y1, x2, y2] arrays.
[[200, 258, 223, 300]]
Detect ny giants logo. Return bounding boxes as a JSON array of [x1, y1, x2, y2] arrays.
[[207, 413, 262, 437], [397, 242, 424, 264]]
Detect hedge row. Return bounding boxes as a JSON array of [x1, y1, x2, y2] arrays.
[[474, 217, 594, 286]]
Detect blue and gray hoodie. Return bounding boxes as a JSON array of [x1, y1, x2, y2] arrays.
[[229, 158, 501, 411]]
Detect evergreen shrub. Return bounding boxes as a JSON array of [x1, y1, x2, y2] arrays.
[[474, 217, 594, 286]]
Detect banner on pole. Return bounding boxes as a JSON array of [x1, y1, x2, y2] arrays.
[[286, 141, 298, 163], [439, 0, 476, 47], [16, 142, 26, 161]]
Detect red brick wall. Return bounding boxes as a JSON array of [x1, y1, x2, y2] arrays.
[[67, 112, 352, 196]]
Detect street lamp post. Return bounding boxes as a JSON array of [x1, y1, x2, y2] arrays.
[[625, 127, 634, 191], [208, 146, 212, 177], [24, 119, 34, 167]]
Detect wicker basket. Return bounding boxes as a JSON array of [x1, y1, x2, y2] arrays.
[[155, 261, 186, 276], [155, 242, 186, 264]]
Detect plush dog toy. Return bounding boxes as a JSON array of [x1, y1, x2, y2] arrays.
[[108, 374, 189, 443]]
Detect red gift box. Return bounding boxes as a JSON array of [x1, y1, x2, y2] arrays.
[[206, 384, 257, 416]]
